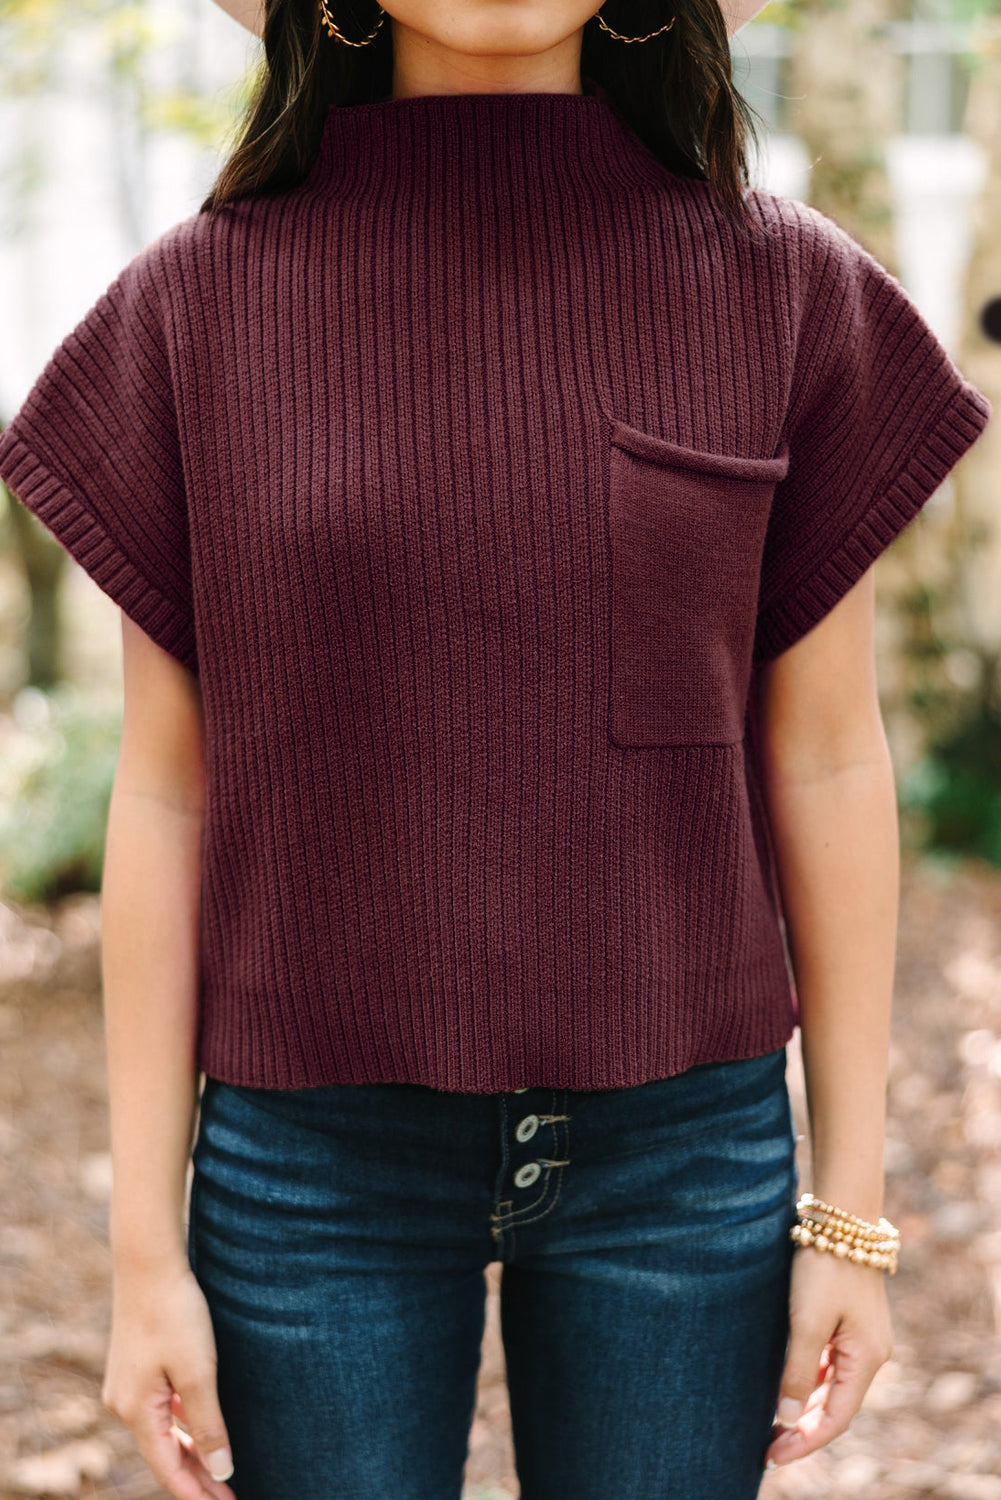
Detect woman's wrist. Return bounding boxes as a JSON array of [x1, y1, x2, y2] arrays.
[[803, 1171, 885, 1225], [806, 1123, 888, 1226], [109, 1210, 189, 1271]]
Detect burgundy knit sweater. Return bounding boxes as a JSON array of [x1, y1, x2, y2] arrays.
[[0, 90, 991, 1092]]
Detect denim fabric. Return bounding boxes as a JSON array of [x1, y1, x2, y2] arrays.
[[187, 1046, 799, 1499]]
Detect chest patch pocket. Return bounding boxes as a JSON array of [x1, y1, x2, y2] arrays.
[[606, 417, 790, 749]]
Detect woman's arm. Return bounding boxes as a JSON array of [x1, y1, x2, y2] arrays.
[[755, 563, 896, 1468], [104, 613, 206, 1266], [99, 615, 236, 1499], [755, 564, 896, 1223]]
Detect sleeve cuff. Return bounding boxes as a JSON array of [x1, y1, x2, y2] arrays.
[[0, 424, 198, 676], [753, 375, 992, 665]]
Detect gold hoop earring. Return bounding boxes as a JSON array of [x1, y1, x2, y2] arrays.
[[594, 6, 675, 41], [318, 0, 386, 45]]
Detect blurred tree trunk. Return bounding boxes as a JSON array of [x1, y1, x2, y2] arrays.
[[4, 474, 67, 689], [786, 0, 902, 269], [1, 0, 224, 692], [784, 0, 998, 784], [955, 14, 1001, 672]]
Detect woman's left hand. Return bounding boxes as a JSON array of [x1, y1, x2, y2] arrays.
[[764, 1242, 895, 1468]]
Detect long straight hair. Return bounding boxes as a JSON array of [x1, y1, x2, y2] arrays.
[[198, 0, 768, 239]]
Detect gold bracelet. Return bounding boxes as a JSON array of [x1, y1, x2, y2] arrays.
[[790, 1192, 900, 1274], [797, 1193, 900, 1240]]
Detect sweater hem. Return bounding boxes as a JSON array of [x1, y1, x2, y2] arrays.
[[195, 986, 799, 1094]]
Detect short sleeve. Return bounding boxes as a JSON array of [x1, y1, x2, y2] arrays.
[[0, 243, 198, 676], [752, 204, 992, 665]]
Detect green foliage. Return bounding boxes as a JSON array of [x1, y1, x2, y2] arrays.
[[0, 684, 121, 904], [0, 0, 245, 151], [948, 0, 1001, 27], [894, 581, 1001, 867], [146, 79, 254, 153], [755, 0, 797, 23], [899, 691, 1001, 867]]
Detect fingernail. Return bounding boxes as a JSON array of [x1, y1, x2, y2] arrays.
[[766, 1458, 777, 1470], [777, 1396, 803, 1426], [207, 1448, 234, 1481]]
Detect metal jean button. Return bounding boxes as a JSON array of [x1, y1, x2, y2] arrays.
[[515, 1114, 540, 1142], [513, 1161, 542, 1188]]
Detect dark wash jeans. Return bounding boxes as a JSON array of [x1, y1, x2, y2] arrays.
[[187, 1046, 799, 1500]]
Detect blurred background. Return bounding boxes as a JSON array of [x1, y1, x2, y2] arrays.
[[0, 0, 1000, 1496]]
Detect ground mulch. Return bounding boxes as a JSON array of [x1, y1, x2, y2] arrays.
[[1, 849, 1000, 1499]]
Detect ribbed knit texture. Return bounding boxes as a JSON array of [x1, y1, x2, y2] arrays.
[[0, 90, 991, 1091]]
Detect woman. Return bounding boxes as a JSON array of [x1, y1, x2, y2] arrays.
[[0, 3, 990, 1497]]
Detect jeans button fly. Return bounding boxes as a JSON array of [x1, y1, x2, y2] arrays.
[[515, 1114, 540, 1142], [513, 1162, 542, 1188]]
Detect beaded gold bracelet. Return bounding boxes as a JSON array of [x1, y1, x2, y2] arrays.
[[790, 1192, 900, 1274]]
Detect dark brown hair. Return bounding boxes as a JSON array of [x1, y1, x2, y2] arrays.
[[198, 0, 767, 238]]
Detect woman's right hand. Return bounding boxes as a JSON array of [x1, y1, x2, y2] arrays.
[[101, 1253, 237, 1499]]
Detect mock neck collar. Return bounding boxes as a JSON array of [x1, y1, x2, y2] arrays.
[[303, 85, 671, 198]]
